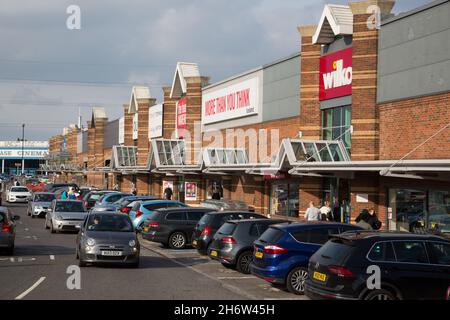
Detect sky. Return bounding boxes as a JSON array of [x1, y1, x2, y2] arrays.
[[0, 0, 434, 141]]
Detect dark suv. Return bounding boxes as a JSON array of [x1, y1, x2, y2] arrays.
[[142, 208, 215, 249], [305, 231, 450, 300], [208, 219, 287, 274], [192, 211, 267, 255]]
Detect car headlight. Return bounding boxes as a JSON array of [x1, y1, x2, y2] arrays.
[[54, 214, 63, 220], [86, 238, 95, 246], [34, 205, 43, 210], [128, 240, 136, 247]]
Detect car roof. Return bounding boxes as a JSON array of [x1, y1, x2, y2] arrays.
[[89, 211, 125, 216], [155, 207, 213, 213], [204, 211, 257, 216], [34, 192, 55, 195], [140, 199, 182, 204], [270, 221, 358, 232], [54, 199, 83, 202], [227, 218, 286, 224], [334, 230, 450, 242]]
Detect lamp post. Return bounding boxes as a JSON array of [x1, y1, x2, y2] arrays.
[[21, 123, 25, 175]]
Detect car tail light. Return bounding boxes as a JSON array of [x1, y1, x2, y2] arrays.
[[221, 236, 237, 245], [446, 286, 450, 300], [135, 208, 143, 219], [84, 201, 89, 207], [201, 226, 211, 237], [120, 207, 131, 214], [328, 265, 354, 278], [264, 245, 288, 255], [1, 223, 10, 233], [148, 222, 159, 228]]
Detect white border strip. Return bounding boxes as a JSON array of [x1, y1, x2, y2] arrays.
[[15, 277, 46, 300]]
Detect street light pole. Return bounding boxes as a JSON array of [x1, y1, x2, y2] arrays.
[[21, 123, 25, 175]]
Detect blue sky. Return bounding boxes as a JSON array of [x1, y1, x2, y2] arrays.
[[0, 0, 434, 140]]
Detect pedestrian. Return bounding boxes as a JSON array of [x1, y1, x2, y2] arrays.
[[14, 179, 20, 186], [130, 183, 137, 196], [355, 209, 373, 230], [319, 200, 332, 221], [61, 189, 68, 200], [304, 201, 321, 221], [211, 185, 221, 200], [68, 187, 77, 200], [367, 208, 382, 230], [331, 198, 341, 222], [164, 185, 173, 200]]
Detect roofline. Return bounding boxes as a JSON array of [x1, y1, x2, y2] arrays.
[[382, 0, 449, 26]]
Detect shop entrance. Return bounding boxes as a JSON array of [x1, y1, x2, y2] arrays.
[[270, 183, 299, 217], [206, 179, 224, 200], [322, 177, 350, 223]]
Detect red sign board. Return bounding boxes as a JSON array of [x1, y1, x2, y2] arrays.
[[319, 47, 352, 101], [176, 97, 187, 138]]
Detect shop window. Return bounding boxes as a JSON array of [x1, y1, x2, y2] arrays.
[[270, 183, 299, 217], [321, 105, 352, 152]]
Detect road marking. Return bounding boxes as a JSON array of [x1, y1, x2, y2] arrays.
[[10, 258, 14, 262], [15, 277, 46, 300], [24, 228, 29, 231], [217, 276, 255, 280], [49, 255, 55, 261]]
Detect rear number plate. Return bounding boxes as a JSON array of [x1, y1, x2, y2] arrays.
[[210, 250, 218, 257], [313, 272, 327, 282], [101, 251, 122, 256], [255, 251, 263, 259], [192, 240, 197, 246]]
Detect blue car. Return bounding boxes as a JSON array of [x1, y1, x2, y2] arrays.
[[92, 192, 132, 210], [98, 195, 159, 213], [250, 222, 363, 295], [129, 200, 188, 230]]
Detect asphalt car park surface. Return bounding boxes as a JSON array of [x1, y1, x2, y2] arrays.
[[0, 200, 307, 300]]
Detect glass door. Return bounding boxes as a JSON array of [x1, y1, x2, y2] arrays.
[[388, 189, 426, 232]]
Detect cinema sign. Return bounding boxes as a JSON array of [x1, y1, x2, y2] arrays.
[[202, 77, 259, 125], [319, 47, 352, 101]]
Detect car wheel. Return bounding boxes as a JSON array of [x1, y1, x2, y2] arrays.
[[364, 289, 397, 300], [286, 267, 308, 295], [221, 262, 236, 269], [130, 259, 140, 268], [236, 251, 253, 274], [169, 232, 187, 249], [50, 220, 56, 234], [45, 219, 50, 229], [6, 246, 14, 256]]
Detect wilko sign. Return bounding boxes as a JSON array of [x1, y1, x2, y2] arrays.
[[176, 97, 187, 138], [319, 47, 352, 101], [202, 77, 259, 124]]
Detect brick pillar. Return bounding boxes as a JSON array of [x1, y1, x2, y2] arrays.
[[137, 98, 156, 166], [349, 0, 395, 161], [299, 177, 321, 218], [162, 87, 177, 139], [87, 121, 95, 186], [185, 76, 208, 164], [123, 104, 133, 146], [94, 117, 107, 187], [298, 25, 321, 140]]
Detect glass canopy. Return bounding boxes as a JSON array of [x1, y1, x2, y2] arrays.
[[204, 148, 248, 166], [113, 146, 138, 168], [289, 140, 350, 163], [154, 139, 186, 166]]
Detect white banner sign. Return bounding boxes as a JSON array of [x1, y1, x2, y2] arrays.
[[132, 113, 138, 140], [202, 77, 259, 125], [119, 117, 125, 144], [149, 104, 163, 139]]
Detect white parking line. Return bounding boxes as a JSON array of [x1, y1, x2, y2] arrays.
[[217, 276, 255, 280], [10, 258, 14, 262], [49, 255, 55, 261], [15, 277, 46, 300]]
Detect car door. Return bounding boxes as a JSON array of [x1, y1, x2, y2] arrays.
[[186, 211, 207, 241], [165, 211, 188, 235], [425, 241, 450, 299]]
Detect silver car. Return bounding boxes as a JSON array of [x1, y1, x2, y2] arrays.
[[76, 212, 140, 267], [27, 192, 56, 218], [45, 200, 87, 233], [0, 206, 20, 255]]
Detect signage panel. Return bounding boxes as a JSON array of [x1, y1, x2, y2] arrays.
[[319, 47, 352, 101], [149, 104, 163, 139]]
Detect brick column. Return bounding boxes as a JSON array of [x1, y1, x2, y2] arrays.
[[162, 87, 177, 139], [349, 0, 395, 161], [93, 117, 107, 187], [298, 25, 321, 140], [123, 104, 133, 146]]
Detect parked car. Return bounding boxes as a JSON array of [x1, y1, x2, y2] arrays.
[[78, 187, 99, 200], [208, 219, 288, 273], [82, 190, 117, 211], [6, 186, 32, 203], [45, 200, 88, 233], [250, 222, 363, 295], [0, 206, 20, 255], [305, 231, 450, 300], [93, 192, 132, 209], [43, 183, 79, 193], [142, 207, 215, 249], [76, 211, 140, 268], [27, 192, 56, 218], [129, 200, 188, 230], [192, 211, 267, 255], [115, 196, 160, 214], [200, 199, 254, 212]]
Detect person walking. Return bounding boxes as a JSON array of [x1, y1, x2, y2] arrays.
[[68, 187, 77, 200], [164, 185, 173, 200], [355, 209, 373, 230], [304, 201, 321, 221], [367, 208, 382, 230], [319, 201, 332, 221], [211, 184, 221, 200], [130, 183, 137, 196]]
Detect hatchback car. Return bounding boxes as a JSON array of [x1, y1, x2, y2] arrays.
[[76, 211, 140, 267], [6, 186, 32, 203], [250, 222, 363, 295], [0, 206, 20, 255], [82, 190, 117, 211], [27, 192, 56, 218], [93, 192, 132, 210], [200, 199, 254, 212], [45, 200, 88, 233], [208, 219, 288, 273], [305, 231, 450, 300], [129, 200, 188, 230], [142, 207, 215, 249], [192, 211, 267, 255], [111, 195, 159, 214]]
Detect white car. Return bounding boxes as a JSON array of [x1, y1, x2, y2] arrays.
[[6, 186, 32, 203]]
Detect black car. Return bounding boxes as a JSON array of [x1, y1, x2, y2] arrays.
[[0, 206, 20, 255], [192, 211, 267, 255], [305, 231, 450, 300], [208, 219, 288, 274], [82, 190, 116, 211], [141, 207, 215, 249]]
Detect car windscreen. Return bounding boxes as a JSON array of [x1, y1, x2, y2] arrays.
[[217, 222, 237, 235], [35, 194, 56, 202], [115, 198, 132, 206], [88, 194, 102, 201], [86, 214, 133, 232], [11, 187, 28, 192], [258, 227, 284, 244], [55, 201, 85, 212], [197, 213, 214, 229], [316, 239, 355, 265]]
